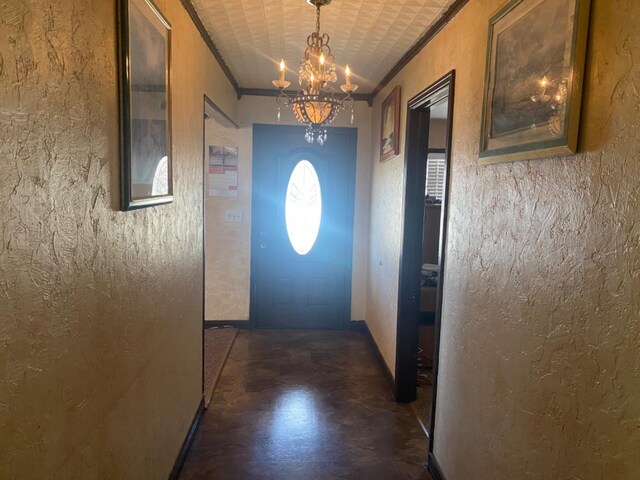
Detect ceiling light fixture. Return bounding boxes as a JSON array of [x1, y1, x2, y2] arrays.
[[273, 0, 358, 145]]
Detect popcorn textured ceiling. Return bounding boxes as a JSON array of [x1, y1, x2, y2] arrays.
[[190, 0, 456, 93]]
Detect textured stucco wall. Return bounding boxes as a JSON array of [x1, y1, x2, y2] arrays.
[[366, 0, 640, 477], [204, 113, 250, 320], [234, 95, 373, 322], [0, 0, 236, 478]]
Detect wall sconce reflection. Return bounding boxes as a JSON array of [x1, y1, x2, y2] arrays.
[[530, 75, 568, 136]]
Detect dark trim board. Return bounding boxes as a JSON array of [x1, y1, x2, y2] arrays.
[[395, 101, 431, 403], [428, 453, 448, 480], [181, 0, 468, 105], [361, 322, 395, 397], [238, 87, 374, 106], [179, 0, 239, 93], [169, 398, 205, 480], [205, 319, 370, 331], [394, 71, 455, 458], [349, 320, 367, 333], [205, 320, 366, 331], [205, 320, 253, 329], [370, 0, 469, 100]]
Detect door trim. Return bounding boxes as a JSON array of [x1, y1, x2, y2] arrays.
[[249, 124, 357, 330], [201, 95, 208, 397], [394, 70, 456, 456], [395, 99, 432, 402]]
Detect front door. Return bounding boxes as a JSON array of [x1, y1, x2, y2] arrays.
[[251, 124, 357, 329]]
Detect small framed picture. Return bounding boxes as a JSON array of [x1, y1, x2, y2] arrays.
[[118, 0, 173, 210], [380, 86, 401, 163], [479, 0, 591, 165]]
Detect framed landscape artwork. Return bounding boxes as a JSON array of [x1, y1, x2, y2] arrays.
[[479, 0, 591, 165], [380, 86, 401, 162], [118, 0, 173, 210]]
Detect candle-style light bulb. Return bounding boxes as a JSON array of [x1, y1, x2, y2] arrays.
[[319, 53, 325, 65], [345, 64, 352, 86], [279, 59, 286, 82]]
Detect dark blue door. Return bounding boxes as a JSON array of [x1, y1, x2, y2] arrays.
[[251, 124, 357, 329]]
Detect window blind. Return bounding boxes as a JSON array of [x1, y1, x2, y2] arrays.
[[426, 155, 446, 200]]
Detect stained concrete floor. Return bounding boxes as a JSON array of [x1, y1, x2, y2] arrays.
[[180, 329, 431, 480]]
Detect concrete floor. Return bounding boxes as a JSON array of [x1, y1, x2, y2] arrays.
[[180, 329, 431, 480]]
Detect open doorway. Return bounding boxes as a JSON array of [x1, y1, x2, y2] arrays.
[[201, 96, 240, 408], [394, 72, 455, 449], [414, 97, 449, 435]]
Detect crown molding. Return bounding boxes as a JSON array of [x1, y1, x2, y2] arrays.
[[179, 0, 240, 93], [181, 0, 469, 106], [370, 0, 470, 100]]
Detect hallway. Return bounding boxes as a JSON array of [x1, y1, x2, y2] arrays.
[[180, 330, 431, 479]]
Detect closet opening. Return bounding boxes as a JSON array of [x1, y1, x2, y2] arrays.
[[394, 72, 455, 456]]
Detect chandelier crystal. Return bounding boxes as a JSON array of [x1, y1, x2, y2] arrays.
[[273, 0, 358, 145]]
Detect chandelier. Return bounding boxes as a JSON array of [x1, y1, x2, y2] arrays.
[[272, 0, 358, 145]]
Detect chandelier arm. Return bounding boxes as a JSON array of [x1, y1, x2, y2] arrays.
[[274, 0, 357, 144], [276, 92, 291, 107]]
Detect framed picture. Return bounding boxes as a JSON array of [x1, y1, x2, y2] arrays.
[[118, 0, 172, 210], [380, 86, 401, 162], [479, 0, 591, 165]]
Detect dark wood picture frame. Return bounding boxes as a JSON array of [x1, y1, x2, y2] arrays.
[[380, 86, 402, 163], [118, 0, 173, 210], [479, 0, 591, 164]]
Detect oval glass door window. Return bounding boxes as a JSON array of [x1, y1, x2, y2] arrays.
[[285, 160, 322, 255]]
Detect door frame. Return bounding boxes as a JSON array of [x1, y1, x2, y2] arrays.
[[249, 123, 358, 330], [201, 94, 242, 391], [201, 95, 209, 397], [394, 71, 456, 448]]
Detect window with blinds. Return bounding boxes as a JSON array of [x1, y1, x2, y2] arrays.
[[425, 153, 446, 201]]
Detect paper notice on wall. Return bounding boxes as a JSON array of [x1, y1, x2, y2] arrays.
[[208, 145, 238, 197]]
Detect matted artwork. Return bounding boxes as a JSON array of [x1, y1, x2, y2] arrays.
[[479, 0, 591, 164], [118, 0, 173, 210], [380, 86, 401, 162]]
